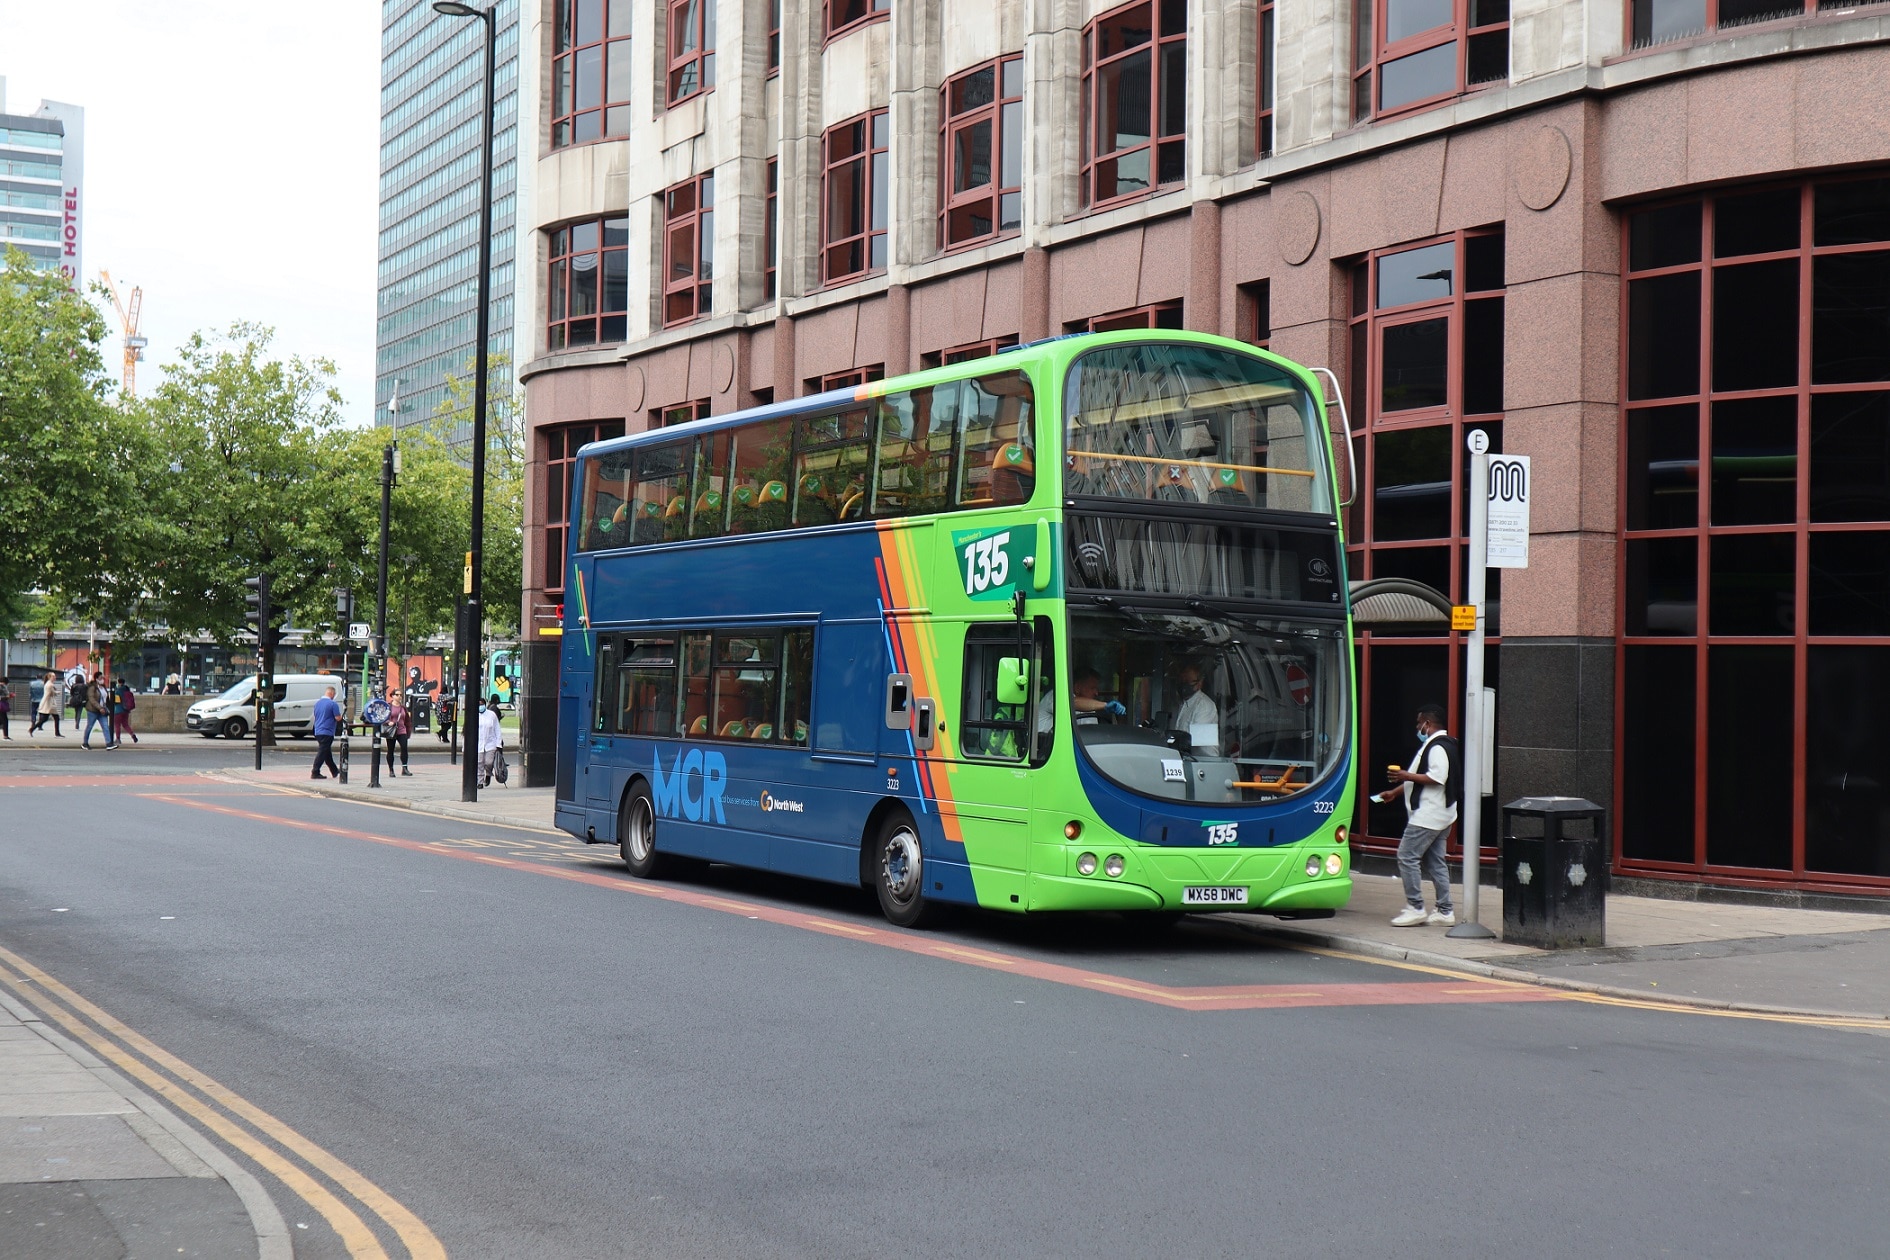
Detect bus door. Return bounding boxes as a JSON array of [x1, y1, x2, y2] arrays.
[[582, 635, 618, 830], [945, 619, 1053, 884]]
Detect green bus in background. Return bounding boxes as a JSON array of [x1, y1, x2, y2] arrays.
[[555, 330, 1357, 926]]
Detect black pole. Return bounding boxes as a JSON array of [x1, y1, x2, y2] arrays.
[[438, 2, 496, 804], [371, 444, 394, 788]]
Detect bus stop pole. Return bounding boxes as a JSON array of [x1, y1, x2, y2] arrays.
[[1449, 450, 1498, 940]]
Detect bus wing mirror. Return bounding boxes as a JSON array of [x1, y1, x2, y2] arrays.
[[997, 657, 1029, 706]]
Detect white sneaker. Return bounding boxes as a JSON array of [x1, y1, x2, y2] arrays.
[[1390, 906, 1429, 927], [1428, 910, 1457, 927]]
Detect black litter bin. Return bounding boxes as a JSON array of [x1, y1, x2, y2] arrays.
[[1501, 796, 1607, 949]]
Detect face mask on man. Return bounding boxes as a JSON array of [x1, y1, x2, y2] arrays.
[[1416, 726, 1430, 744]]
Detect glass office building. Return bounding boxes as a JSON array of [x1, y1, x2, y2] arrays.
[[377, 0, 522, 439]]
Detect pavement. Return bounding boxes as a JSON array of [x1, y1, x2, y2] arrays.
[[0, 988, 286, 1260], [232, 753, 1890, 1025]]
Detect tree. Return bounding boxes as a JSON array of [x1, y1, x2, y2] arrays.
[[140, 324, 344, 742], [0, 246, 145, 616]]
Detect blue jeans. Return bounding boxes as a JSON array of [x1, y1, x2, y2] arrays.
[[1397, 822, 1453, 913], [82, 711, 112, 746]]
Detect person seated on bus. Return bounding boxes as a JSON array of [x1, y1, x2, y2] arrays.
[[989, 442, 1035, 506], [1168, 661, 1221, 754], [1035, 668, 1125, 734]]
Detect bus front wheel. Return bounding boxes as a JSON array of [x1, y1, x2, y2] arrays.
[[873, 811, 942, 929], [619, 784, 674, 879]]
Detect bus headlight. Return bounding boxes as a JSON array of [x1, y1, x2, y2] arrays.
[[1305, 856, 1322, 878], [1325, 853, 1343, 876], [1104, 854, 1125, 878], [1077, 852, 1098, 876]]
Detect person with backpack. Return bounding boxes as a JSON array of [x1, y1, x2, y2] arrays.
[[113, 679, 140, 744], [1374, 702, 1459, 928]]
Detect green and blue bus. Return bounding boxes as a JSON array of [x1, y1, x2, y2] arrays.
[[555, 330, 1356, 926]]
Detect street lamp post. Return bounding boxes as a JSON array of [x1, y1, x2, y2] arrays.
[[433, 0, 496, 803], [370, 442, 399, 789]]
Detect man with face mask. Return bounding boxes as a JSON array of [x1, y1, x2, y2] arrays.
[[1169, 661, 1220, 755], [1374, 702, 1458, 927]]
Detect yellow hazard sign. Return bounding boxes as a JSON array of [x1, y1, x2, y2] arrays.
[[1451, 605, 1477, 631]]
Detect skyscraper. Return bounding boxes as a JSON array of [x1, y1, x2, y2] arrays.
[[376, 0, 528, 439], [0, 78, 83, 282]]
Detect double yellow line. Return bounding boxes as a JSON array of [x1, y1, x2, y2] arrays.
[[0, 944, 444, 1260]]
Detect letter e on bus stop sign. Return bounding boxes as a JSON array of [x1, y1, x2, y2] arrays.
[[1485, 455, 1530, 569]]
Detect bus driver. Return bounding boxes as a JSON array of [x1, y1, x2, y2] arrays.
[[1037, 668, 1126, 734], [1170, 662, 1221, 754]]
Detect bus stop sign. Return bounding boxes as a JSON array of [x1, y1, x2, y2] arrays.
[[1485, 454, 1530, 569]]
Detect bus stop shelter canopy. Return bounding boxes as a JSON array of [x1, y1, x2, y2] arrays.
[[1348, 578, 1453, 633]]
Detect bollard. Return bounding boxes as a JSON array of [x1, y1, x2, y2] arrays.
[[337, 729, 350, 784]]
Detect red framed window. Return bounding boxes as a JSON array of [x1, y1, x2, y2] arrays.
[[544, 420, 625, 595], [821, 110, 888, 286], [656, 399, 713, 428], [767, 0, 782, 73], [1068, 302, 1184, 334], [1080, 0, 1186, 209], [1632, 0, 1810, 48], [1345, 230, 1507, 854], [663, 173, 714, 327], [764, 157, 778, 301], [826, 0, 889, 40], [922, 336, 1020, 369], [813, 365, 885, 392], [552, 0, 633, 147], [1257, 0, 1276, 157], [940, 56, 1024, 250], [1619, 177, 1890, 888], [667, 0, 715, 105], [548, 217, 630, 350], [1352, 0, 1508, 123]]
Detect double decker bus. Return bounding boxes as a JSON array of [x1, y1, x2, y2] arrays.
[[556, 331, 1356, 926]]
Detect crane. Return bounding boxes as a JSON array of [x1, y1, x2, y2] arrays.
[[99, 270, 148, 397]]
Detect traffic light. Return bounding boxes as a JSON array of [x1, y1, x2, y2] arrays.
[[243, 573, 273, 639]]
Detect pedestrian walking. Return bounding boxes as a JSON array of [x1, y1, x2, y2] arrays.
[[162, 673, 182, 695], [1374, 703, 1461, 928], [66, 667, 86, 729], [81, 673, 117, 749], [114, 680, 140, 743], [477, 694, 503, 788], [31, 672, 63, 737], [0, 679, 13, 740], [383, 695, 413, 777], [310, 686, 343, 779]]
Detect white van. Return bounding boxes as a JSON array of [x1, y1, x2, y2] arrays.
[[185, 674, 344, 740]]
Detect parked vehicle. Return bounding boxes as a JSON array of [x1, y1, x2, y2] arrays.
[[185, 674, 345, 740]]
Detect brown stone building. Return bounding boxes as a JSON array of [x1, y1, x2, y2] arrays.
[[517, 0, 1890, 895]]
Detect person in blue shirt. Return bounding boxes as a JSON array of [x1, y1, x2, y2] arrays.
[[311, 686, 343, 780]]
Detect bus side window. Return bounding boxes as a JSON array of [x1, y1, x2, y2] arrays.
[[728, 416, 794, 536], [680, 633, 712, 737], [616, 637, 678, 736], [631, 442, 689, 545], [582, 455, 634, 550], [957, 371, 1035, 507], [592, 636, 617, 733], [793, 407, 871, 526], [690, 431, 732, 539], [959, 626, 1028, 761], [711, 631, 779, 739], [780, 629, 813, 746], [873, 387, 954, 518]]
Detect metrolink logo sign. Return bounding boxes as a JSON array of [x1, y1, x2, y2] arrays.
[[652, 747, 728, 824]]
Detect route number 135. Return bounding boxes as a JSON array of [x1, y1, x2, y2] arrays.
[[963, 531, 1012, 595]]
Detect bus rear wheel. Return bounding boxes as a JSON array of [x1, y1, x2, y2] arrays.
[[619, 784, 675, 879], [873, 811, 942, 929]]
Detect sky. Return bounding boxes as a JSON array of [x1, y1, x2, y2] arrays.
[[2, 1, 381, 426]]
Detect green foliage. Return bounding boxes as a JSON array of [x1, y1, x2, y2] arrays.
[[0, 246, 145, 615]]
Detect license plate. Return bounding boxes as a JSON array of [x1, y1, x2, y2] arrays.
[[1182, 886, 1248, 906]]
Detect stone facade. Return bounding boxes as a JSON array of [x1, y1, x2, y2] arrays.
[[514, 0, 1890, 892]]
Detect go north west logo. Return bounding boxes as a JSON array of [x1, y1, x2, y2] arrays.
[[652, 748, 728, 824], [759, 790, 805, 814]]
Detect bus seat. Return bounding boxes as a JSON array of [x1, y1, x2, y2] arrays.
[[989, 443, 1036, 506], [839, 484, 867, 519], [793, 720, 809, 744], [633, 499, 667, 543], [688, 715, 709, 737], [695, 489, 724, 522], [748, 722, 774, 740], [753, 480, 790, 531], [718, 719, 748, 738], [1208, 466, 1251, 507], [665, 494, 688, 518]]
